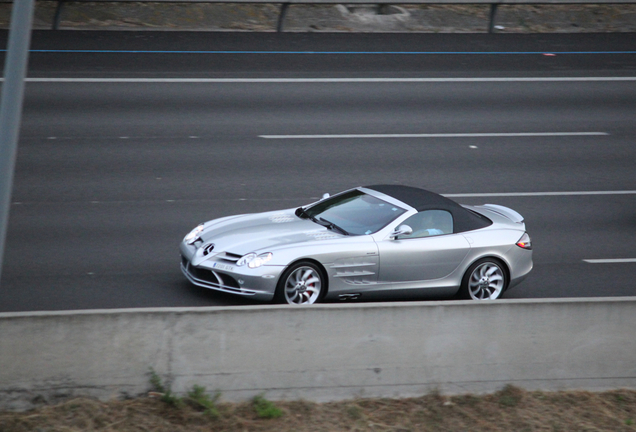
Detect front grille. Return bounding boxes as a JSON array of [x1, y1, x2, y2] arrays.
[[182, 258, 241, 291], [188, 265, 221, 285], [217, 272, 240, 289]]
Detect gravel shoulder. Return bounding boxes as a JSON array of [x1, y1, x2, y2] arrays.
[[0, 1, 635, 32]]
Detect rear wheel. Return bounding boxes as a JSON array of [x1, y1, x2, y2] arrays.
[[275, 261, 325, 305], [459, 258, 507, 300]]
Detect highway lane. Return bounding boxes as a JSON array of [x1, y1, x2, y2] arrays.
[[0, 32, 635, 311], [13, 31, 636, 78]]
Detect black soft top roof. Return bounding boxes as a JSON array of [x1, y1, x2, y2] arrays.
[[365, 184, 492, 233]]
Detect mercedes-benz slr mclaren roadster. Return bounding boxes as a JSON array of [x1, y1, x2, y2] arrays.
[[180, 185, 533, 305]]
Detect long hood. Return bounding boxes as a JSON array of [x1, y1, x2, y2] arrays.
[[198, 209, 343, 255]]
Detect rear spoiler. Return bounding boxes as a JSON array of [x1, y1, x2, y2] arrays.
[[480, 204, 525, 224]]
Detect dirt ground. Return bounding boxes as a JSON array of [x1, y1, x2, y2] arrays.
[[1, 386, 635, 431]]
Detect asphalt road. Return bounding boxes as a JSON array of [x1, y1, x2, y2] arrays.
[[0, 31, 635, 312]]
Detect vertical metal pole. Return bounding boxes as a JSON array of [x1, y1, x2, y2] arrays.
[[53, 1, 66, 30], [0, 0, 35, 285], [277, 3, 289, 32], [488, 3, 499, 33]]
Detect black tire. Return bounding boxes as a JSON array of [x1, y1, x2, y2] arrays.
[[274, 261, 325, 305], [458, 258, 508, 300]]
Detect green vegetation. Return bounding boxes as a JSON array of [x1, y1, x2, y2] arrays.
[[149, 368, 220, 416], [149, 370, 282, 420], [148, 368, 183, 408], [252, 394, 284, 419], [187, 385, 220, 418], [497, 384, 523, 407], [2, 376, 634, 432]]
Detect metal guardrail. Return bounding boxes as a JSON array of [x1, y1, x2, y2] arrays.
[[7, 0, 635, 33]]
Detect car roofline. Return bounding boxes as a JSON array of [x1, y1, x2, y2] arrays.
[[357, 186, 416, 213]]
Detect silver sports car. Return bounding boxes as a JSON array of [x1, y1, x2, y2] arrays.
[[180, 185, 532, 304]]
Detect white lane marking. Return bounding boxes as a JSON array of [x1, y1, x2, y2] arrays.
[[10, 190, 636, 206], [12, 77, 636, 83], [583, 259, 636, 264], [260, 132, 608, 139], [28, 132, 608, 141], [444, 191, 636, 197]]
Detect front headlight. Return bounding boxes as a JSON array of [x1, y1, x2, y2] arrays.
[[237, 252, 273, 269], [184, 224, 204, 245]]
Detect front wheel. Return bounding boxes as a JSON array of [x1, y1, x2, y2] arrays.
[[459, 258, 507, 300], [275, 261, 325, 305]]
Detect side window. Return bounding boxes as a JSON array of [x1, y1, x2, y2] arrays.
[[399, 210, 453, 239]]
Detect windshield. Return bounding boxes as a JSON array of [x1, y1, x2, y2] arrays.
[[299, 190, 407, 235]]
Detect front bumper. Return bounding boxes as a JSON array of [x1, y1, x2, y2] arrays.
[[180, 254, 280, 302]]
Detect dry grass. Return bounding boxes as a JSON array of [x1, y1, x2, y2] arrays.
[[1, 386, 635, 431]]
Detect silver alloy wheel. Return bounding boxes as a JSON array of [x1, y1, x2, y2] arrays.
[[468, 262, 505, 300], [284, 266, 322, 305]]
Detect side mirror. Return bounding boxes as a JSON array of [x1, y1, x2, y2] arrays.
[[322, 193, 330, 199], [390, 224, 412, 240]]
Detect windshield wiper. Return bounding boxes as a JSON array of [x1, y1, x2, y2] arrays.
[[298, 209, 349, 235], [317, 217, 349, 236]]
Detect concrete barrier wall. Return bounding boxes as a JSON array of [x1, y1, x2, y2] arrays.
[[1, 298, 635, 410]]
